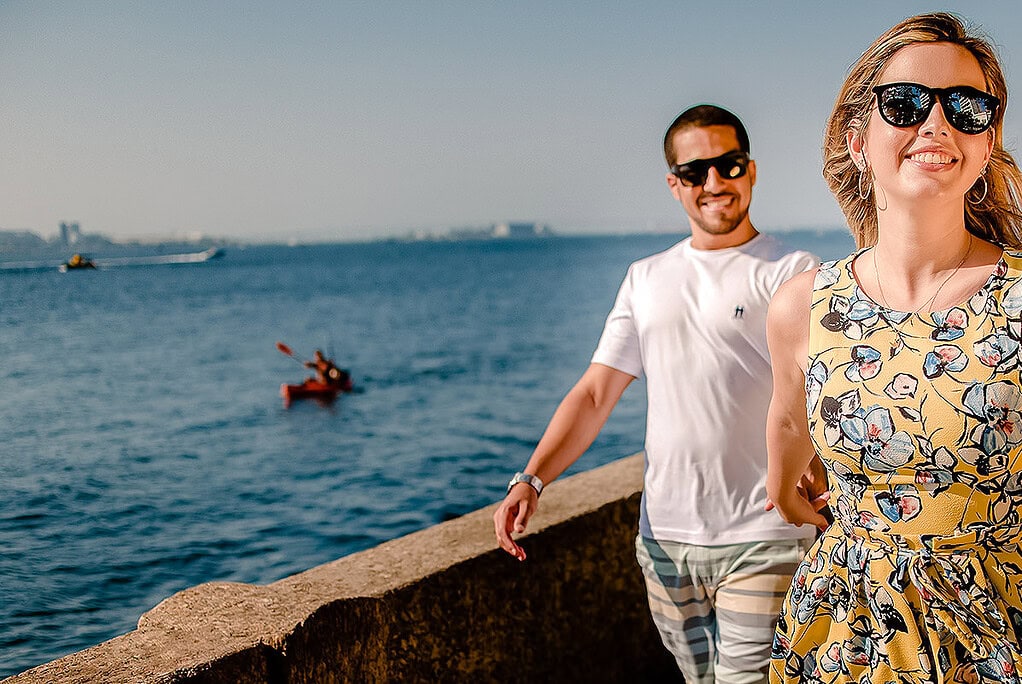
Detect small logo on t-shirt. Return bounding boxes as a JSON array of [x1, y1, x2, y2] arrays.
[[734, 305, 745, 319]]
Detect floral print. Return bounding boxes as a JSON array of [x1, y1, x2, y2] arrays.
[[770, 251, 1022, 684]]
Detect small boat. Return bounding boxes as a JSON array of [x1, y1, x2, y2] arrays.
[[280, 377, 353, 407], [2, 248, 224, 273], [59, 254, 96, 272], [93, 247, 224, 267]]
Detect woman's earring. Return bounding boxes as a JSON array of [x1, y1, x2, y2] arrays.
[[857, 164, 872, 201], [968, 166, 989, 205]]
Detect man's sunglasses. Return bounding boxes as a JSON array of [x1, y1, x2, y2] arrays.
[[872, 82, 1000, 135], [670, 151, 750, 188]]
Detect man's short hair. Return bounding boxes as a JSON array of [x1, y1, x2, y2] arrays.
[[663, 105, 750, 166]]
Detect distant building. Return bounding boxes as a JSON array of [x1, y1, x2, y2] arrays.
[[404, 221, 554, 242], [60, 221, 81, 246], [491, 222, 553, 239]]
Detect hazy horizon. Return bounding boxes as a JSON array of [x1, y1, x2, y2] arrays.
[[3, 219, 852, 246], [4, 2, 1020, 243]]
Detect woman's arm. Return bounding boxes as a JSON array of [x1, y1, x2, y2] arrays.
[[765, 269, 830, 531]]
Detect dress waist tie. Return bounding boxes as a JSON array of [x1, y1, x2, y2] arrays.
[[852, 523, 1022, 670]]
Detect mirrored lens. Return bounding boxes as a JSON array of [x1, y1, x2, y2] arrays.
[[943, 89, 996, 134], [878, 84, 932, 127]]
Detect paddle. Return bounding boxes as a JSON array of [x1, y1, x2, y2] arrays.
[[276, 341, 306, 366]]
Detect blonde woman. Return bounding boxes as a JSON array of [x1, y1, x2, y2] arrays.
[[766, 13, 1022, 683]]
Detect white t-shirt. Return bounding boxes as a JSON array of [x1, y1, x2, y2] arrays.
[[592, 233, 818, 545]]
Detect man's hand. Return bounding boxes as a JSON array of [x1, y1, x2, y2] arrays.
[[493, 483, 539, 561], [801, 455, 829, 504]]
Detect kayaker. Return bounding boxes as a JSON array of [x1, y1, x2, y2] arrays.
[[304, 350, 348, 387]]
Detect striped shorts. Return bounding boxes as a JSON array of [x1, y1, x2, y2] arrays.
[[635, 535, 811, 684]]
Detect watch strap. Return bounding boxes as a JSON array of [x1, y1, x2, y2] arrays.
[[507, 471, 544, 497]]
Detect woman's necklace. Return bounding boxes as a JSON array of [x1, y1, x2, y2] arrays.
[[872, 234, 973, 325]]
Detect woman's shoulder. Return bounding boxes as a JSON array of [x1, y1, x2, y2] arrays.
[[767, 268, 815, 363], [772, 250, 856, 308]]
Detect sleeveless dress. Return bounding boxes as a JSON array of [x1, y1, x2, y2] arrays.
[[769, 250, 1022, 684]]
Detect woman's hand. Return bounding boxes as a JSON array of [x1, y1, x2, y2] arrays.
[[765, 466, 832, 532], [770, 487, 831, 532]]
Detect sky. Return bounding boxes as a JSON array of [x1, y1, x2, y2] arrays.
[[3, 1, 1022, 243]]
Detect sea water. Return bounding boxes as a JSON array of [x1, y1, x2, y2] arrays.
[[0, 230, 854, 676]]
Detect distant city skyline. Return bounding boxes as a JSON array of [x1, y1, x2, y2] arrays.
[[3, 2, 1022, 242]]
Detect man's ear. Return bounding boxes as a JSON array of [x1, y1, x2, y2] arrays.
[[747, 159, 757, 187], [666, 172, 684, 202]]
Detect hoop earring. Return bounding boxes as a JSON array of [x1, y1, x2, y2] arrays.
[[857, 165, 872, 201], [968, 167, 989, 205]]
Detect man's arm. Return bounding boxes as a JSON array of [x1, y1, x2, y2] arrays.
[[764, 270, 830, 532], [493, 362, 634, 560]]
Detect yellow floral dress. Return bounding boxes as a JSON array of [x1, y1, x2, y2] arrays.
[[770, 250, 1022, 684]]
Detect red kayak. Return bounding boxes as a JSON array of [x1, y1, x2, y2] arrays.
[[280, 378, 353, 407]]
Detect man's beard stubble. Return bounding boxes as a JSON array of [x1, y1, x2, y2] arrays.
[[692, 192, 749, 236]]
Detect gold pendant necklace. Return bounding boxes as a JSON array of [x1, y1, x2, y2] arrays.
[[872, 234, 973, 338]]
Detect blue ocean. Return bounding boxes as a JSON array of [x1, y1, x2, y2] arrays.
[[0, 231, 855, 677]]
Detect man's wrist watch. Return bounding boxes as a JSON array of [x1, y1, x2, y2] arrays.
[[507, 472, 544, 497]]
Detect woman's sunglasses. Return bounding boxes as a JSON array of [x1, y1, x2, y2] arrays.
[[872, 82, 1000, 135], [670, 151, 749, 188]]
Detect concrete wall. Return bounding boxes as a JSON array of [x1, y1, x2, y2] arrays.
[[5, 453, 679, 683]]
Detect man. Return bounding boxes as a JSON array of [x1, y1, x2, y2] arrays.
[[304, 349, 351, 389], [493, 105, 822, 683]]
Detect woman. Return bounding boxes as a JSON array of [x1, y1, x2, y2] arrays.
[[766, 13, 1022, 683]]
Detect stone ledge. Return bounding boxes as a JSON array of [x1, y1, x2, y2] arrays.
[[6, 453, 678, 682]]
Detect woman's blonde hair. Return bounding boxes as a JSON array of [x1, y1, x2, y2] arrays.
[[824, 12, 1022, 248]]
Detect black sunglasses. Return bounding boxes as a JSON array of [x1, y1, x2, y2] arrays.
[[872, 82, 1000, 135], [670, 151, 749, 188]]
